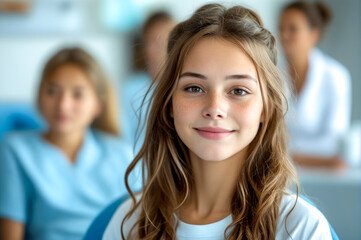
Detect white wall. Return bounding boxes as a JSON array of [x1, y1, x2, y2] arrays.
[[0, 0, 131, 104], [317, 0, 361, 120]]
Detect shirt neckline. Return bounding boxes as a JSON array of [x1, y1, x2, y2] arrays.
[[176, 214, 233, 238], [36, 129, 99, 170]]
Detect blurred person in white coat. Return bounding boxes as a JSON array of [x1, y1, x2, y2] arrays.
[[279, 1, 351, 169]]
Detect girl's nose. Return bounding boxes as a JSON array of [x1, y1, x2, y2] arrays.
[[202, 91, 228, 120]]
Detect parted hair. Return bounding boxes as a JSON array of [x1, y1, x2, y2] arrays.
[[123, 4, 298, 239], [37, 47, 120, 136]]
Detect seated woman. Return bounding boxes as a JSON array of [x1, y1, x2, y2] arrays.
[[104, 4, 332, 240], [278, 1, 351, 169], [0, 48, 140, 240]]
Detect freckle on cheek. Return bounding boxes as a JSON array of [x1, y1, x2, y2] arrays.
[[237, 103, 261, 118], [175, 105, 189, 116]]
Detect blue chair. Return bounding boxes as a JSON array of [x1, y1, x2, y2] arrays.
[[299, 195, 339, 240], [84, 194, 130, 240], [0, 103, 44, 140], [84, 194, 339, 239]]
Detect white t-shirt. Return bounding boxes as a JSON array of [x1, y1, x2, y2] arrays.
[[103, 194, 332, 240]]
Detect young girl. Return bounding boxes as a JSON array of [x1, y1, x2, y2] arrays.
[[104, 4, 332, 239], [0, 48, 140, 240], [279, 1, 351, 169]]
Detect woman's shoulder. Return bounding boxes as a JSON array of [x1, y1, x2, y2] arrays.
[[0, 130, 42, 150], [313, 48, 350, 79], [103, 194, 142, 240], [277, 193, 332, 239]]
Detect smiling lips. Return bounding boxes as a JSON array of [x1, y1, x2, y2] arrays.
[[195, 127, 234, 140]]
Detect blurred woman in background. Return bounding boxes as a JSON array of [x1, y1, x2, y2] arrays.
[[0, 48, 139, 240], [121, 11, 176, 152], [279, 1, 351, 169]]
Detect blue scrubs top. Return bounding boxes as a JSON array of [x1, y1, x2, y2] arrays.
[[0, 129, 140, 240]]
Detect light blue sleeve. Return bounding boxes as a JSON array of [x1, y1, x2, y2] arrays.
[[0, 135, 31, 222]]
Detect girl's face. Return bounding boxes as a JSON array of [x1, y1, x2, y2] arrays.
[[172, 38, 263, 162], [279, 9, 319, 57], [39, 64, 101, 135]]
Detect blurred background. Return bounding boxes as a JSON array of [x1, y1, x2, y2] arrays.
[[0, 0, 360, 119], [0, 0, 360, 239]]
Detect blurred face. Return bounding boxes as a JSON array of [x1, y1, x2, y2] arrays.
[[172, 38, 263, 162], [279, 9, 319, 57], [144, 20, 175, 79], [39, 64, 101, 135]]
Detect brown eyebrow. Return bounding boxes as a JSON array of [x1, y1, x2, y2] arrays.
[[179, 72, 257, 82], [179, 72, 207, 80], [225, 74, 257, 82]]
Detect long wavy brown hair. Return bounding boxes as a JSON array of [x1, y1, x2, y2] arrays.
[[123, 4, 298, 239]]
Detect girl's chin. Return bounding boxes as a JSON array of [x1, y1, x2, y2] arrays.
[[192, 152, 234, 162], [48, 126, 78, 136]]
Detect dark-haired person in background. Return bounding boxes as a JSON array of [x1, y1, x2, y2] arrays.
[[121, 11, 176, 152], [279, 1, 351, 169]]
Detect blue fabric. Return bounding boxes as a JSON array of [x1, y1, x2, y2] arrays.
[[0, 129, 140, 240], [101, 0, 143, 32], [0, 103, 45, 140], [299, 195, 339, 240], [120, 72, 152, 153], [83, 194, 130, 240]]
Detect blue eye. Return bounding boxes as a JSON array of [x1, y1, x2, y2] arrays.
[[230, 89, 248, 96], [185, 86, 203, 93]]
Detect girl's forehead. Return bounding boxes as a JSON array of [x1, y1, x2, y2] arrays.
[[179, 38, 257, 79], [45, 64, 93, 87]]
